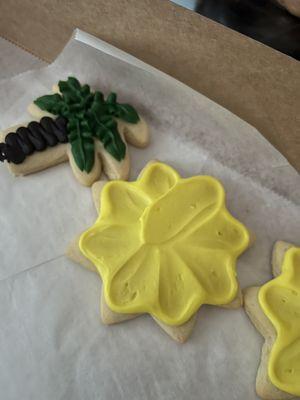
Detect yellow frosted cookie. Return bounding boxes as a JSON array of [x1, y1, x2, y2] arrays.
[[67, 161, 253, 341], [244, 241, 300, 400]]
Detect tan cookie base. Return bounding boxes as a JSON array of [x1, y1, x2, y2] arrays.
[[244, 241, 297, 400]]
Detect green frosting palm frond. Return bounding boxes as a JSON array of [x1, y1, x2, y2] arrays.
[[34, 77, 140, 173]]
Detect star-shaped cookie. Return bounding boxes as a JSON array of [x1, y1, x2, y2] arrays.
[[67, 161, 253, 342], [244, 241, 300, 400]]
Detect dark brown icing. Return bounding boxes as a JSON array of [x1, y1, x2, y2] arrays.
[[0, 116, 68, 164]]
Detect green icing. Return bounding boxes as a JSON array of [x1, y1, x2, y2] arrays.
[[34, 77, 140, 173]]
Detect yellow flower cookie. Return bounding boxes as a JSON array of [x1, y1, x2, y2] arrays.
[[78, 161, 251, 329]]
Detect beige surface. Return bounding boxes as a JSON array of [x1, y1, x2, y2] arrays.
[[0, 0, 299, 172], [276, 0, 300, 17]]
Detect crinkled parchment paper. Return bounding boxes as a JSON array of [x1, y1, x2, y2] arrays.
[[0, 30, 299, 400]]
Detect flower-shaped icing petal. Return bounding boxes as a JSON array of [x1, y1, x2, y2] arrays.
[[100, 181, 150, 225], [138, 161, 180, 200], [259, 247, 300, 397], [80, 162, 250, 326]]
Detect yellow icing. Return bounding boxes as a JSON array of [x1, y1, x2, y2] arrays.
[[79, 162, 250, 326], [259, 246, 300, 396]]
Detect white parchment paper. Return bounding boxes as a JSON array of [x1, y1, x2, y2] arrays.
[[0, 30, 299, 400]]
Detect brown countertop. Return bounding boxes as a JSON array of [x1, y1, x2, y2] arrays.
[[1, 0, 299, 171]]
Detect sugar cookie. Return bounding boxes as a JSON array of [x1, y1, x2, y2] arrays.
[[0, 77, 149, 186], [67, 161, 253, 342], [244, 241, 300, 400]]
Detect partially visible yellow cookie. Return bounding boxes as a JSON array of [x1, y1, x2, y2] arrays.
[[66, 161, 253, 342], [244, 241, 300, 400]]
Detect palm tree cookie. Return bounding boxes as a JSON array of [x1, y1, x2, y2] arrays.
[[0, 77, 149, 186]]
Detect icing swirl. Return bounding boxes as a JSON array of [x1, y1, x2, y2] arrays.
[[0, 116, 68, 164]]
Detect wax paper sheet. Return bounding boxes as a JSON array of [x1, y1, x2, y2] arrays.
[[0, 30, 299, 400], [0, 37, 46, 80]]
